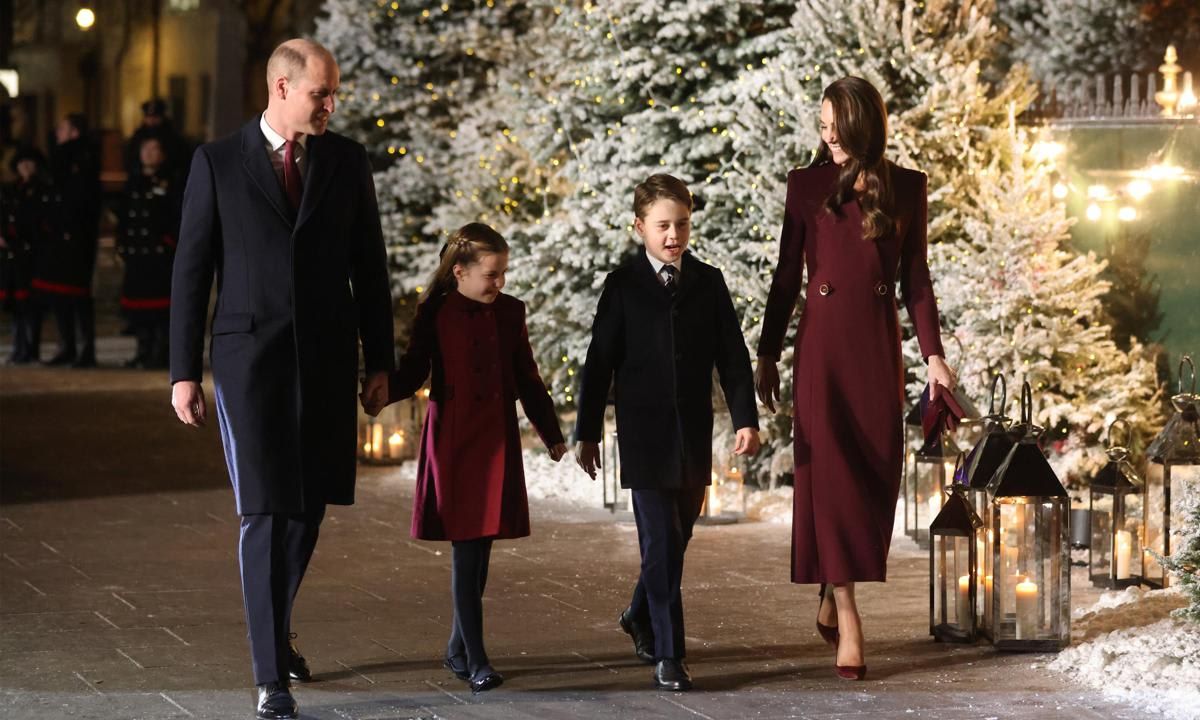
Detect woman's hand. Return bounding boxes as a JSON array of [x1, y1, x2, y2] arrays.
[[548, 443, 568, 462], [755, 356, 781, 414], [927, 355, 957, 399], [733, 427, 761, 456]]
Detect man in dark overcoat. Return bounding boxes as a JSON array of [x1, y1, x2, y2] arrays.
[[169, 39, 393, 720]]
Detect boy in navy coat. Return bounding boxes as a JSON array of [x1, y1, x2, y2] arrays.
[[575, 174, 760, 691]]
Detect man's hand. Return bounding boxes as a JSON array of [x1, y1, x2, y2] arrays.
[[755, 356, 781, 414], [360, 371, 389, 416], [575, 441, 601, 480], [172, 381, 207, 427], [548, 443, 568, 462], [733, 427, 761, 456]]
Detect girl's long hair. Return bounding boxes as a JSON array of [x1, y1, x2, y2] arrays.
[[811, 76, 894, 242], [422, 222, 509, 302]]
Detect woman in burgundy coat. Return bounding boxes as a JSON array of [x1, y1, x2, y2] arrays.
[[755, 77, 957, 680], [365, 223, 567, 693]]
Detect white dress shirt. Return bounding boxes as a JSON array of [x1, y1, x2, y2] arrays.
[[260, 114, 308, 186], [645, 250, 681, 283]]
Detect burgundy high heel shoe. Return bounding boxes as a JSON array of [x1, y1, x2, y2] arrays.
[[815, 584, 840, 648], [833, 608, 867, 681]]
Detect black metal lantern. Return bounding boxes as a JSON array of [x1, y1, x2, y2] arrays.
[[1143, 355, 1200, 589], [904, 401, 923, 539], [930, 464, 984, 643], [961, 375, 1017, 639], [907, 395, 962, 549], [987, 382, 1071, 652], [599, 406, 632, 513], [1089, 420, 1144, 588]]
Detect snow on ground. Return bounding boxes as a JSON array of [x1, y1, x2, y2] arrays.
[[1049, 586, 1200, 720]]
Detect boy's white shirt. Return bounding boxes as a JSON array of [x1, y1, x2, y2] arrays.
[[645, 249, 681, 277]]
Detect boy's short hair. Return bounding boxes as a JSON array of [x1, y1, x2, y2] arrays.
[[633, 174, 693, 219]]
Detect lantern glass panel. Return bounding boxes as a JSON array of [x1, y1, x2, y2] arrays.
[[1147, 462, 1200, 587], [931, 533, 976, 641], [357, 394, 424, 464], [1117, 488, 1143, 583], [913, 454, 957, 547], [905, 426, 922, 537], [991, 498, 1070, 651], [1089, 491, 1114, 584]]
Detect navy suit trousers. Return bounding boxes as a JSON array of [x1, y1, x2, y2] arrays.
[[238, 505, 325, 685], [628, 485, 707, 660]]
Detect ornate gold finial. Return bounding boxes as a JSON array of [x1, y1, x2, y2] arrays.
[[1155, 45, 1182, 117]]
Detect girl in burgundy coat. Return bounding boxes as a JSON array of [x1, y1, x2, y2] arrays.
[[365, 223, 567, 693], [755, 78, 957, 680]]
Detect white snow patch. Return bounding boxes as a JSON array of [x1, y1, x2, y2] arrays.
[[521, 448, 607, 507], [1050, 617, 1200, 720]]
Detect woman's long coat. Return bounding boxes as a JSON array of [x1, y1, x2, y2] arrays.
[[390, 290, 565, 542], [758, 161, 945, 584]]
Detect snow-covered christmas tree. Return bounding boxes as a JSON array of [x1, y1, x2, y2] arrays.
[[319, 0, 1165, 483], [315, 0, 535, 295]]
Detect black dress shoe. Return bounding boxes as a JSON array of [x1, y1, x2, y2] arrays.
[[287, 636, 312, 683], [618, 607, 656, 664], [653, 659, 692, 691], [443, 654, 470, 681], [469, 667, 504, 694], [43, 351, 75, 366], [71, 353, 97, 368], [255, 682, 297, 720]]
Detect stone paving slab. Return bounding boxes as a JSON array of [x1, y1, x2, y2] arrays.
[[0, 374, 1151, 719]]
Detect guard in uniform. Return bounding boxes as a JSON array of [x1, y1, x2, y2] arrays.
[[34, 114, 102, 367], [117, 136, 180, 368], [0, 147, 51, 363]]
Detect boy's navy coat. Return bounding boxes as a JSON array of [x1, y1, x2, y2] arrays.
[[169, 120, 394, 514], [575, 250, 758, 489]]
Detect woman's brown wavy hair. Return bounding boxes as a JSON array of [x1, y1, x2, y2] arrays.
[[812, 76, 894, 242]]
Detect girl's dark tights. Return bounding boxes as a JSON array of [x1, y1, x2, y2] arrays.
[[448, 538, 493, 676]]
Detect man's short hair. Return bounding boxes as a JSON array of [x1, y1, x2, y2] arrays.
[[265, 39, 333, 91]]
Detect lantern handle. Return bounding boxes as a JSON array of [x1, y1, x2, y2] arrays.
[[1020, 380, 1033, 426], [1106, 418, 1130, 449], [952, 451, 967, 488], [1179, 355, 1196, 396], [988, 374, 1007, 417]]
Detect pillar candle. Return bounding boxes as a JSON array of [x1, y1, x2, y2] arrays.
[[371, 423, 383, 461], [983, 574, 993, 627], [1015, 578, 1038, 640], [1115, 530, 1132, 579], [957, 575, 971, 627]]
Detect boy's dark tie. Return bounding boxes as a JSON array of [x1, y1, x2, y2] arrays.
[[283, 140, 303, 211], [660, 265, 678, 296]]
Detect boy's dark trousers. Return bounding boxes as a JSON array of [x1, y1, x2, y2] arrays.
[[627, 485, 707, 660]]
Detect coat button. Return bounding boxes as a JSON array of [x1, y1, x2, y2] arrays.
[[818, 283, 831, 296], [875, 282, 888, 296]]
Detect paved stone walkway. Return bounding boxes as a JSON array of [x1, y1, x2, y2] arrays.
[[0, 360, 1144, 719]]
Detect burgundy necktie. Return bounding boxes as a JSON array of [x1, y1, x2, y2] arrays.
[[282, 140, 302, 211]]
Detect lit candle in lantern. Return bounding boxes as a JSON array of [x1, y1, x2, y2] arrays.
[[388, 431, 403, 459], [1115, 530, 1132, 579], [957, 575, 971, 627], [371, 423, 384, 461], [927, 494, 941, 522], [983, 574, 993, 626], [1015, 577, 1039, 639], [707, 483, 721, 516]]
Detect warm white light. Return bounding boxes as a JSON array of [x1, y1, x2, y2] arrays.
[[1086, 203, 1102, 221], [1118, 206, 1137, 222], [1126, 179, 1152, 201], [1052, 182, 1069, 199], [1142, 164, 1185, 181], [1087, 184, 1113, 201], [75, 8, 95, 29], [1031, 141, 1065, 161]]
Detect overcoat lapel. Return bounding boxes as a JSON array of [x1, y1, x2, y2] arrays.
[[295, 133, 340, 232], [239, 121, 294, 226]]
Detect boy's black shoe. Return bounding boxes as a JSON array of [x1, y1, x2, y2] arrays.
[[653, 659, 692, 691], [618, 607, 656, 664], [254, 682, 297, 719], [286, 636, 312, 683]]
